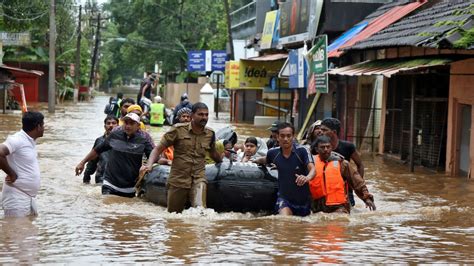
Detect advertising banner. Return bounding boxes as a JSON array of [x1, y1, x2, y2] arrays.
[[306, 35, 328, 95], [260, 10, 277, 50], [225, 61, 240, 89], [278, 0, 323, 46], [239, 59, 285, 89], [288, 48, 307, 88], [279, 0, 311, 45]]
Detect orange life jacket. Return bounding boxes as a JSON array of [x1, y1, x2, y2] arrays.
[[164, 146, 174, 161], [310, 155, 347, 206]]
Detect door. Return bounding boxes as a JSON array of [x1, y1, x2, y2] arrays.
[[459, 104, 471, 176]]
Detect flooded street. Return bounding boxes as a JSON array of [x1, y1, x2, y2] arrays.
[[1, 95, 474, 263]]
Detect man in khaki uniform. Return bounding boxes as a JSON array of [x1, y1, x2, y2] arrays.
[[142, 102, 222, 213]]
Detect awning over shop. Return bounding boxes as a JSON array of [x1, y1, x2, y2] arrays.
[[0, 64, 44, 76], [328, 58, 453, 78], [244, 53, 288, 61]]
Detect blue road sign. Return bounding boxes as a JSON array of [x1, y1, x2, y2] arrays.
[[187, 50, 206, 72]]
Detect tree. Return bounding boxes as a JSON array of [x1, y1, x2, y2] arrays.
[[100, 0, 228, 88]]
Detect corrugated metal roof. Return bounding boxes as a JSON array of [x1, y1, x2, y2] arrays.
[[349, 0, 474, 50], [328, 22, 368, 57], [243, 53, 288, 61], [332, 0, 427, 57], [0, 64, 44, 76], [327, 57, 452, 77]]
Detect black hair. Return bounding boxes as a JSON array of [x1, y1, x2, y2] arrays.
[[277, 122, 295, 135], [245, 137, 258, 146], [109, 96, 114, 103], [22, 111, 44, 132], [321, 118, 341, 135], [223, 139, 231, 147], [117, 92, 123, 99], [104, 115, 119, 124], [310, 135, 332, 155], [120, 98, 135, 107], [191, 102, 208, 113]]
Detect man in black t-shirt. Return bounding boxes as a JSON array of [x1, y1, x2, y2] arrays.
[[75, 113, 154, 198], [320, 118, 365, 206], [138, 73, 156, 106]]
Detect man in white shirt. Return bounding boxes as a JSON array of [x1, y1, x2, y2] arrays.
[[0, 111, 44, 217]]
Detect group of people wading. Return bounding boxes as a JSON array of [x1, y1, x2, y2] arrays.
[[0, 103, 375, 218], [73, 91, 376, 216]]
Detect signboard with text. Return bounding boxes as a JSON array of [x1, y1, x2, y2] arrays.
[[187, 50, 206, 72], [307, 35, 328, 94], [0, 32, 31, 46], [278, 0, 323, 46], [239, 59, 285, 89], [188, 50, 227, 72], [225, 61, 240, 89], [260, 10, 277, 50], [288, 48, 307, 88], [211, 50, 227, 71]]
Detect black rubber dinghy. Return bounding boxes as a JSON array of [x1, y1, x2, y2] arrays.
[[140, 161, 278, 212]]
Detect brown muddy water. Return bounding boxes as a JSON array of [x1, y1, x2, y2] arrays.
[[0, 96, 473, 263]]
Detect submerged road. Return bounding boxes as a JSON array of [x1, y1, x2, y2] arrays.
[[0, 95, 473, 263]]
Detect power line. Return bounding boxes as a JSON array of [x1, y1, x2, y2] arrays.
[[0, 3, 48, 17], [0, 11, 48, 21]]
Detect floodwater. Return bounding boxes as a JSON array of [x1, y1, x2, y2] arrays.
[[0, 95, 473, 263]]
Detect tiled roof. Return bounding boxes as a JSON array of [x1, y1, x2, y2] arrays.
[[348, 0, 474, 50]]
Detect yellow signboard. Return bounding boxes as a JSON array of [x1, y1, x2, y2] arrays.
[[225, 61, 240, 89], [239, 59, 285, 89], [260, 10, 277, 50]]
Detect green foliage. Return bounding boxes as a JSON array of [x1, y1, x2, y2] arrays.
[[454, 28, 474, 49], [434, 19, 468, 27], [101, 0, 229, 88], [57, 74, 75, 102], [0, 0, 78, 64]]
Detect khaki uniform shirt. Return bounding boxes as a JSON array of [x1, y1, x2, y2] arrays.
[[160, 123, 215, 188]]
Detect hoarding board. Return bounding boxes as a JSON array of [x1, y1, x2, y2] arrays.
[[288, 48, 307, 88], [0, 32, 31, 46], [260, 10, 277, 50], [306, 35, 328, 94], [278, 0, 323, 46], [239, 59, 285, 89], [225, 61, 240, 89]]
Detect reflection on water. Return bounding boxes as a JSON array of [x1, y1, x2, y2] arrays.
[[0, 96, 473, 263], [0, 217, 39, 264]]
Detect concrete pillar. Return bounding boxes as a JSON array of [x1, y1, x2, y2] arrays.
[[200, 83, 214, 114]]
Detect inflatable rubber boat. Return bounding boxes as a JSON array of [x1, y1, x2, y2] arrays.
[[139, 161, 278, 212]]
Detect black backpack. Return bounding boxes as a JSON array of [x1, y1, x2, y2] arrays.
[[105, 98, 119, 115]]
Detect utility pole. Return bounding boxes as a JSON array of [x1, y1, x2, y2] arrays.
[[74, 5, 82, 103], [224, 0, 234, 60], [48, 0, 56, 113], [89, 12, 100, 90]]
